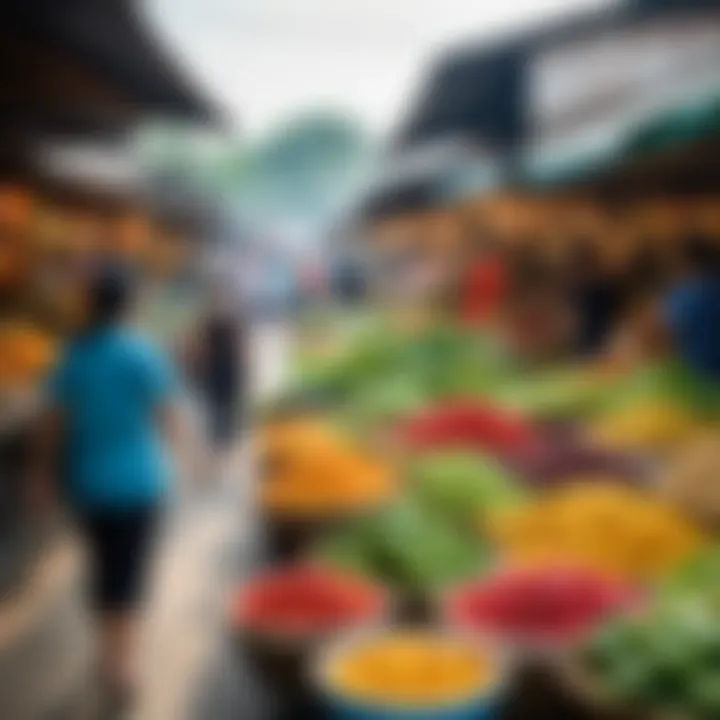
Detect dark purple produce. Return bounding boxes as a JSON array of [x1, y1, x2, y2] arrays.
[[503, 427, 648, 487]]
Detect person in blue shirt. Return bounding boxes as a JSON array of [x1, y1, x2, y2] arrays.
[[34, 264, 181, 707], [664, 237, 720, 381]]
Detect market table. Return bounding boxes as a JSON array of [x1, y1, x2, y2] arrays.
[[187, 324, 646, 720], [190, 522, 608, 720]]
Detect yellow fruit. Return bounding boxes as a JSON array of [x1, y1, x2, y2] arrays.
[[260, 418, 395, 517], [0, 323, 58, 389], [489, 482, 706, 581], [591, 403, 698, 451], [329, 632, 493, 706]]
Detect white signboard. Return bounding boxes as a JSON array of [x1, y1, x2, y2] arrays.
[[532, 15, 720, 143]]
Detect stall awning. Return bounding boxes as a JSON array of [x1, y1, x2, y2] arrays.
[[395, 2, 649, 153], [5, 0, 221, 129], [522, 91, 720, 189], [396, 0, 720, 161], [397, 45, 528, 152], [624, 96, 720, 157]]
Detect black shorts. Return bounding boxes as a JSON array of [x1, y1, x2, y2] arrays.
[[79, 506, 160, 613]]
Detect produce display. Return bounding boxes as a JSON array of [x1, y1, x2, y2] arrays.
[[253, 309, 720, 719], [401, 402, 540, 458], [658, 433, 720, 529], [231, 565, 387, 638], [0, 322, 58, 391], [491, 367, 614, 420], [339, 374, 428, 433], [505, 432, 644, 487], [0, 186, 193, 416], [315, 500, 489, 593], [260, 419, 395, 517], [662, 546, 720, 604], [283, 322, 511, 412], [590, 401, 700, 453], [260, 417, 339, 465], [489, 483, 706, 580], [410, 451, 525, 525], [323, 631, 496, 707], [604, 361, 720, 420], [445, 567, 638, 647], [0, 239, 31, 291], [582, 601, 720, 719]]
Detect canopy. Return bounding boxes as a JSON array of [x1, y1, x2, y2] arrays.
[[625, 97, 720, 157], [523, 91, 720, 189], [397, 45, 528, 151], [396, 0, 720, 175], [3, 0, 221, 141]]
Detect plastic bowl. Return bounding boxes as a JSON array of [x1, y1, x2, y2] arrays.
[[441, 567, 643, 662], [230, 565, 390, 696], [314, 628, 507, 720]]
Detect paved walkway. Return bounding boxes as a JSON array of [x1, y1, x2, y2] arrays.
[[135, 453, 253, 719], [134, 323, 289, 720]]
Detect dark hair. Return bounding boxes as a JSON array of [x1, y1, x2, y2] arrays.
[[87, 263, 134, 325]]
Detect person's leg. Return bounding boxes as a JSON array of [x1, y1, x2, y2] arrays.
[[208, 395, 237, 487], [99, 611, 139, 695], [91, 508, 160, 700]]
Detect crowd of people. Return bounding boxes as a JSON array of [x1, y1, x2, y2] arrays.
[[463, 234, 720, 381]]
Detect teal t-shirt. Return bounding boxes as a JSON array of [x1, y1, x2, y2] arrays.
[[49, 326, 178, 512]]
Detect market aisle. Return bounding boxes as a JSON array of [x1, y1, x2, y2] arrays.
[[134, 322, 289, 720]]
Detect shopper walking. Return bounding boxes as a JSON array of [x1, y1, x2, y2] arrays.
[[32, 264, 182, 711], [186, 284, 246, 478]]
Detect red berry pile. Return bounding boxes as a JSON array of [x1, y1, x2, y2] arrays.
[[233, 565, 387, 636], [401, 403, 540, 457], [446, 566, 638, 645]]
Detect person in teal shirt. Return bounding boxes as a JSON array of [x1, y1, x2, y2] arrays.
[[50, 316, 177, 510], [36, 263, 181, 708]]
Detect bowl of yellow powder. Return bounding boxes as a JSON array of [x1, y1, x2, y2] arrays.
[[315, 628, 506, 719]]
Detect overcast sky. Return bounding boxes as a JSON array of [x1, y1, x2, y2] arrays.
[[147, 0, 612, 138]]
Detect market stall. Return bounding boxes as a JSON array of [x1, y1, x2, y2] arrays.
[[0, 2, 220, 715], [201, 2, 720, 718], [209, 301, 720, 719]]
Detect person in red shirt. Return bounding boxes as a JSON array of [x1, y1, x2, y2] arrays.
[[461, 240, 507, 325]]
